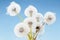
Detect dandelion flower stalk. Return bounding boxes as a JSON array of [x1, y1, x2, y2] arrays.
[[28, 24, 33, 40], [28, 27, 33, 40], [17, 14, 24, 22]]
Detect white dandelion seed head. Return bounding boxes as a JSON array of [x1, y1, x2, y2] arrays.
[[33, 13, 43, 23], [23, 17, 36, 28], [14, 23, 30, 37], [32, 23, 45, 35], [24, 5, 38, 17], [7, 1, 21, 16], [44, 12, 56, 25]]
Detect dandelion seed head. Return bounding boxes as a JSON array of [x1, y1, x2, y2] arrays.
[[24, 5, 38, 17], [44, 12, 56, 25], [7, 1, 21, 16], [14, 23, 30, 37]]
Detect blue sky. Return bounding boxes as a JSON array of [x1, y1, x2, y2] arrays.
[[0, 0, 60, 40]]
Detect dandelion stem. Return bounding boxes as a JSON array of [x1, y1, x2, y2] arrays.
[[33, 31, 39, 40], [17, 14, 24, 22], [27, 26, 34, 40], [30, 27, 33, 40]]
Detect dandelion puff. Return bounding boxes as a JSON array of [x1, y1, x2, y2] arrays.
[[24, 5, 38, 17], [7, 1, 21, 16], [14, 23, 30, 37], [44, 12, 56, 25], [23, 17, 36, 28], [32, 23, 45, 35], [33, 13, 43, 23]]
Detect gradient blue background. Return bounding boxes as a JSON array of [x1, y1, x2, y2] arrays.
[[0, 0, 60, 40]]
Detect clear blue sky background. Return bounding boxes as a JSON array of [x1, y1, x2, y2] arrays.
[[0, 0, 60, 40]]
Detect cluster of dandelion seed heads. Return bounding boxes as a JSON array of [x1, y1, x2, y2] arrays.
[[6, 1, 56, 38]]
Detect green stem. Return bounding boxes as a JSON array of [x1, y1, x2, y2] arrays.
[[28, 27, 33, 40], [17, 14, 24, 22], [30, 27, 33, 40]]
